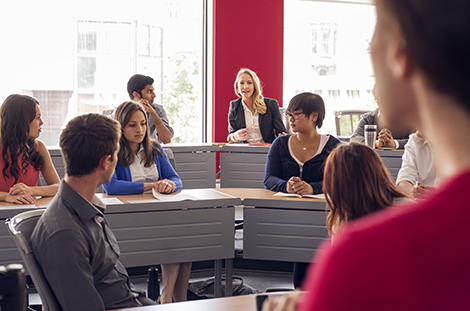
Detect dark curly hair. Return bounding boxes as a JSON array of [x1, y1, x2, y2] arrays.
[[0, 94, 44, 184]]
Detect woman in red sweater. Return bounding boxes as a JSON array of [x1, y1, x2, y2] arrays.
[[0, 94, 59, 204]]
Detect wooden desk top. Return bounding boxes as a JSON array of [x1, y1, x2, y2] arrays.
[[0, 188, 324, 212], [114, 292, 302, 311], [114, 295, 257, 311], [0, 188, 240, 209], [215, 188, 325, 202]]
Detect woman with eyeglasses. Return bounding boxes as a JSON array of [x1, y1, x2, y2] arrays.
[[264, 92, 340, 196], [227, 68, 287, 143], [263, 92, 340, 288]]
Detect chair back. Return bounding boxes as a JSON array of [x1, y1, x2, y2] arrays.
[[335, 109, 370, 139], [6, 210, 62, 311], [163, 147, 177, 171]]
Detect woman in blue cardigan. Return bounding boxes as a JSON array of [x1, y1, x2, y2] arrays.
[[103, 101, 188, 304], [263, 92, 340, 289], [103, 102, 182, 195]]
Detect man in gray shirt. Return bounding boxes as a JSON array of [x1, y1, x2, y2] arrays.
[[31, 114, 155, 310], [127, 74, 174, 144], [351, 109, 414, 149]]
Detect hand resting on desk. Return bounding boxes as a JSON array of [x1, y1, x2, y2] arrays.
[[287, 177, 314, 195]]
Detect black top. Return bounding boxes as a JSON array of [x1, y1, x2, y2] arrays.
[[228, 97, 287, 143]]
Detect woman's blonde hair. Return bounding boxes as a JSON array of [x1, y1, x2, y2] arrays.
[[233, 68, 267, 114]]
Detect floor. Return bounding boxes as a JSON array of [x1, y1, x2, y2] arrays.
[[28, 268, 294, 305]]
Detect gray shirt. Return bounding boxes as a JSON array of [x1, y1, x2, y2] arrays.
[[31, 181, 140, 310], [351, 109, 413, 149], [147, 103, 174, 142]]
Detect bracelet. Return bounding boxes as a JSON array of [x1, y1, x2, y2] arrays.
[[154, 118, 163, 125]]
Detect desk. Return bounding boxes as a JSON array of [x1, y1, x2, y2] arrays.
[[220, 144, 404, 187], [2, 189, 240, 297], [115, 291, 302, 311], [0, 199, 51, 267], [103, 189, 239, 297], [115, 294, 257, 311], [216, 188, 329, 263]]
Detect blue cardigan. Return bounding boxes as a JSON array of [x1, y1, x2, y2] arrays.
[[102, 148, 182, 195], [263, 134, 341, 194]]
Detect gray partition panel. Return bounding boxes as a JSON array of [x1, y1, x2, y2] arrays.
[[156, 144, 218, 189], [376, 150, 404, 181], [220, 152, 268, 188], [107, 207, 234, 267], [220, 145, 404, 187], [244, 207, 328, 263], [0, 206, 39, 268], [44, 145, 218, 189]]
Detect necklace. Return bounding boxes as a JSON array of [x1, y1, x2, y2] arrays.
[[296, 133, 319, 151], [296, 134, 308, 151]]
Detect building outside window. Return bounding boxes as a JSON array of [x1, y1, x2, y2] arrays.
[[284, 0, 377, 136], [0, 0, 204, 146]]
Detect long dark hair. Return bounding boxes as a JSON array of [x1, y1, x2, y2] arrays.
[[114, 101, 162, 168], [323, 143, 406, 234], [0, 94, 44, 183]]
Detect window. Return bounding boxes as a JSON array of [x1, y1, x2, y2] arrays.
[[284, 0, 377, 136], [0, 0, 205, 145]]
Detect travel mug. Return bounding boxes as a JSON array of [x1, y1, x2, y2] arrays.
[[364, 124, 377, 149]]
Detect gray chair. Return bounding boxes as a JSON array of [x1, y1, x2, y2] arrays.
[[335, 109, 370, 139], [6, 210, 62, 311], [163, 147, 177, 171]]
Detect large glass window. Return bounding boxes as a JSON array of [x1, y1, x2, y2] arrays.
[[284, 0, 376, 138], [0, 0, 204, 145]]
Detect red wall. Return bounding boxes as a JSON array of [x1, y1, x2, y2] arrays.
[[212, 0, 284, 143]]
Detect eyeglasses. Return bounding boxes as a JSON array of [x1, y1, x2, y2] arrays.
[[285, 111, 304, 120]]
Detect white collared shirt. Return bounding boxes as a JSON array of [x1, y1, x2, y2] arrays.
[[396, 133, 438, 186], [242, 100, 264, 143], [129, 145, 159, 183]]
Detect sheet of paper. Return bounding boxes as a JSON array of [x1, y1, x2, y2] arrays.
[[101, 197, 124, 205], [302, 193, 326, 200], [273, 192, 301, 198], [152, 189, 198, 202], [273, 192, 325, 199], [128, 199, 160, 204]]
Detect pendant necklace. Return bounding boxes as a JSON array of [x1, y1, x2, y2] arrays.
[[297, 134, 308, 151]]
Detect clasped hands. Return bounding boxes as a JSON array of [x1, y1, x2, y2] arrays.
[[232, 128, 287, 142], [7, 183, 36, 204], [152, 179, 176, 194], [287, 177, 313, 195], [376, 128, 397, 149]]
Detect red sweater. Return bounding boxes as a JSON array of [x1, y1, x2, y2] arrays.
[[0, 148, 40, 192], [300, 170, 470, 311]]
